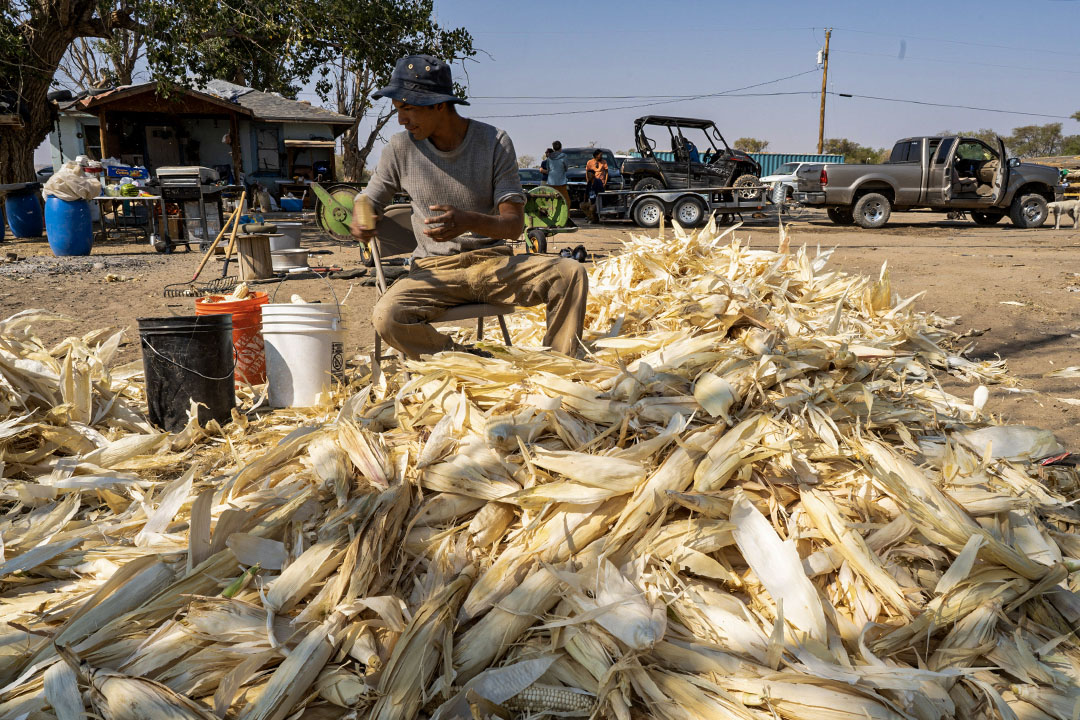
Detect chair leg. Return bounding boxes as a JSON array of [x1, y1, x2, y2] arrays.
[[497, 314, 512, 346], [477, 316, 484, 341]]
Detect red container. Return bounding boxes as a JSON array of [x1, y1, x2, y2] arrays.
[[195, 291, 269, 385]]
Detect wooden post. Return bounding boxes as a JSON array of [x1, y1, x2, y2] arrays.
[[229, 113, 243, 184], [98, 109, 110, 159], [817, 28, 831, 155]]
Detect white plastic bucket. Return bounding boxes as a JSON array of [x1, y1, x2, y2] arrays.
[[261, 303, 344, 407]]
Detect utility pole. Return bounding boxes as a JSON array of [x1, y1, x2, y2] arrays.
[[817, 28, 831, 154]]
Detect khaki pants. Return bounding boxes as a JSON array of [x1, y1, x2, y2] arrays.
[[372, 246, 588, 359]]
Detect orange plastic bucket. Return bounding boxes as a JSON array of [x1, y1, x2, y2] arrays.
[[195, 291, 269, 385]]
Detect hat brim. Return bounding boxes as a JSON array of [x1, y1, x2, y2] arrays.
[[373, 84, 469, 107]]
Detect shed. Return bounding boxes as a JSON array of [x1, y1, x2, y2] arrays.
[[49, 80, 354, 191]]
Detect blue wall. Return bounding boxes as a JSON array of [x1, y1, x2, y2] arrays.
[[631, 152, 845, 176]]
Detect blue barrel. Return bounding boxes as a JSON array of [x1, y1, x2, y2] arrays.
[[44, 197, 93, 256], [5, 191, 44, 238]]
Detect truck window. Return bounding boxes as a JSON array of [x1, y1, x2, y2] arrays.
[[933, 138, 955, 164], [888, 140, 920, 164], [956, 142, 994, 161]]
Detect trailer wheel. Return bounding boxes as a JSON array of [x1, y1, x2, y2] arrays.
[[526, 228, 548, 253], [632, 198, 665, 228], [853, 193, 891, 229], [827, 207, 855, 225], [673, 196, 707, 227], [733, 174, 763, 201], [633, 176, 664, 191]]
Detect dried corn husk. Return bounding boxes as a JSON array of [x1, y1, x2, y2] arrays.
[[0, 220, 1077, 720]]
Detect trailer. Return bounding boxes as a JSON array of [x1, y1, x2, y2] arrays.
[[593, 185, 770, 228]]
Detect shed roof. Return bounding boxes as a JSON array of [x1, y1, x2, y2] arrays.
[[202, 80, 354, 126], [57, 80, 354, 127]]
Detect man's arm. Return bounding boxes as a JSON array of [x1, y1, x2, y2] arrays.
[[350, 141, 399, 241], [422, 201, 524, 242]]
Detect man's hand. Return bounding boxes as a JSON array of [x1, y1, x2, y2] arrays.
[[350, 198, 379, 242], [422, 204, 471, 242]]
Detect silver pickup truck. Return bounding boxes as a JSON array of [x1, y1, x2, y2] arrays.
[[794, 135, 1061, 229]]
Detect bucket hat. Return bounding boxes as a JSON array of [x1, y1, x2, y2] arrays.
[[373, 55, 469, 107]]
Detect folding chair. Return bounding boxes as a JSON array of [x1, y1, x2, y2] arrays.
[[369, 204, 515, 381]]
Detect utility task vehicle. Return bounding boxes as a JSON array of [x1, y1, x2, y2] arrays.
[[620, 116, 763, 199]]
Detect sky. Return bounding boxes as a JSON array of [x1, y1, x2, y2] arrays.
[[36, 0, 1080, 168]]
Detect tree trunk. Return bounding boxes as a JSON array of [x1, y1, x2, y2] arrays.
[[1, 0, 107, 183], [341, 121, 363, 182]]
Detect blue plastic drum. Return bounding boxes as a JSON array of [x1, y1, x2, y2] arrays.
[[5, 191, 43, 238], [44, 197, 93, 256]]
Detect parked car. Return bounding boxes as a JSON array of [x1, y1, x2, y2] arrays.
[[562, 147, 623, 208], [794, 135, 1061, 229], [620, 116, 762, 199], [760, 162, 810, 204], [518, 167, 544, 191]]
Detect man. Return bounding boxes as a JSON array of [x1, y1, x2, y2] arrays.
[[351, 55, 588, 360], [546, 141, 570, 205], [584, 149, 608, 223], [539, 148, 552, 185]]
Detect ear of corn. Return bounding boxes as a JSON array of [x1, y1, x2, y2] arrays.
[[1, 220, 1078, 719]]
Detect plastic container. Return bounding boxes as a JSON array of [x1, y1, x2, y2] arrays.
[[261, 303, 344, 407], [5, 190, 44, 238], [195, 291, 269, 385], [280, 197, 303, 212], [138, 315, 235, 432], [44, 197, 93, 256]]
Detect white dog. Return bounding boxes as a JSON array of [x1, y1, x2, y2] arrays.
[[1047, 199, 1080, 229]]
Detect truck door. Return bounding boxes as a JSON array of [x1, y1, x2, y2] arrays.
[[933, 138, 958, 205], [989, 137, 1008, 204], [924, 138, 959, 205]]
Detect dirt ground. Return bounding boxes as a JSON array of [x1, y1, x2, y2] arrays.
[[2, 206, 1078, 447]]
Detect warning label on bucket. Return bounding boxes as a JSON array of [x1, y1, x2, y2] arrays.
[[331, 341, 345, 381]]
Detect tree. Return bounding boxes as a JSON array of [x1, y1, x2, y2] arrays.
[[311, 0, 474, 181], [1006, 123, 1063, 158], [517, 154, 536, 169], [734, 137, 769, 152], [0, 0, 323, 183], [58, 30, 144, 91], [822, 138, 887, 164], [1063, 135, 1080, 156]]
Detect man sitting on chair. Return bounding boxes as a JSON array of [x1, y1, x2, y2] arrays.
[[351, 55, 588, 360]]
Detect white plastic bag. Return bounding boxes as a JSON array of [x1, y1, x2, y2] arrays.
[[42, 162, 99, 201]]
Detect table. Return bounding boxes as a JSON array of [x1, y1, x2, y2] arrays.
[[93, 195, 171, 247]]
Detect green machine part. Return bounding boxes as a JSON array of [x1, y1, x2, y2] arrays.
[[311, 182, 361, 241], [524, 185, 569, 230]]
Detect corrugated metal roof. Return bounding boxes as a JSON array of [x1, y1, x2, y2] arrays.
[[203, 79, 353, 125]]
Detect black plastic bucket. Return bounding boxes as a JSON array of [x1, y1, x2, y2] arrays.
[[138, 315, 235, 432]]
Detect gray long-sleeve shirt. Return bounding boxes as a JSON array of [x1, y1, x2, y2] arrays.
[[362, 120, 526, 258]]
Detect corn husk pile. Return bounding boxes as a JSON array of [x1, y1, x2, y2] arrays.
[[2, 218, 1079, 720]]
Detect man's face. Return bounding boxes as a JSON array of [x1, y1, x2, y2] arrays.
[[394, 100, 445, 141]]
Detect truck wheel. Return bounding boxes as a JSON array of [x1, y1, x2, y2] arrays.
[[633, 176, 664, 191], [970, 211, 1004, 226], [673, 196, 707, 227], [827, 207, 855, 225], [853, 193, 891, 229], [632, 198, 665, 228], [1009, 193, 1047, 228], [733, 174, 762, 201]]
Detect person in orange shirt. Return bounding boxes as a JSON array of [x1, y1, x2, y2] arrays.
[[584, 150, 608, 222]]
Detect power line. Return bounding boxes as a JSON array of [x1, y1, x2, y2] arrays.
[[830, 92, 1075, 120], [473, 69, 820, 119]]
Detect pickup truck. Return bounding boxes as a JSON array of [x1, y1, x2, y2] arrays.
[[794, 136, 1061, 229]]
